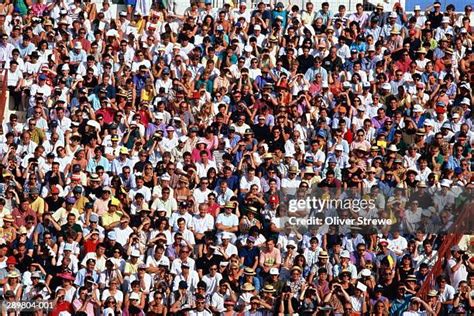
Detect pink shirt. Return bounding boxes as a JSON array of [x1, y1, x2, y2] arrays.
[[72, 299, 95, 315]]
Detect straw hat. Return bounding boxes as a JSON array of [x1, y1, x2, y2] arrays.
[[3, 215, 14, 223], [7, 271, 20, 278], [241, 283, 255, 291], [262, 284, 276, 293], [244, 267, 256, 276]]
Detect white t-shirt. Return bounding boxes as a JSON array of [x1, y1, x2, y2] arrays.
[[101, 289, 124, 304], [7, 68, 22, 86], [447, 259, 468, 289], [114, 226, 134, 246]]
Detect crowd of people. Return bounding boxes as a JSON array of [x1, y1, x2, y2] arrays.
[[0, 0, 473, 314]]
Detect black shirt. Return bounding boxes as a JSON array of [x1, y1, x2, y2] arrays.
[[427, 11, 443, 29], [322, 55, 343, 73], [268, 137, 285, 153], [104, 242, 126, 259], [15, 254, 32, 273], [297, 54, 315, 74], [195, 254, 224, 275], [252, 124, 271, 143], [44, 196, 65, 214]]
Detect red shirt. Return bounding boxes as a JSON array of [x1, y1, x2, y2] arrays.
[[83, 239, 99, 254], [11, 208, 37, 228], [137, 110, 152, 127], [49, 301, 73, 316], [96, 107, 116, 124], [395, 58, 412, 73], [208, 203, 221, 218]]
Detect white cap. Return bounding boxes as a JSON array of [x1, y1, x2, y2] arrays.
[[356, 282, 367, 292], [440, 179, 451, 187], [64, 243, 73, 251], [74, 42, 82, 49], [422, 209, 432, 217], [335, 144, 344, 151], [343, 81, 351, 88], [106, 29, 119, 37], [423, 119, 433, 127], [160, 174, 171, 181], [413, 104, 424, 112], [129, 292, 140, 300], [154, 112, 164, 120], [460, 97, 470, 105], [414, 5, 421, 10], [360, 269, 371, 277], [222, 232, 232, 240], [87, 120, 100, 130], [131, 249, 141, 257], [382, 82, 391, 90], [452, 113, 460, 119], [179, 135, 188, 143], [442, 16, 450, 23], [367, 45, 376, 52], [269, 268, 279, 275], [321, 82, 329, 88], [254, 25, 261, 31], [389, 12, 397, 18], [244, 45, 252, 53], [340, 250, 350, 258], [286, 240, 297, 248]]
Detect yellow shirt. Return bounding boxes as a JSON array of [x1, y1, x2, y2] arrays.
[[140, 88, 155, 102], [124, 260, 140, 275], [52, 207, 80, 226], [73, 196, 89, 214], [101, 210, 124, 228], [30, 197, 45, 216], [30, 128, 45, 145]]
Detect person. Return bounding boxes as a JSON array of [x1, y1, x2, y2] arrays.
[[0, 1, 472, 315]]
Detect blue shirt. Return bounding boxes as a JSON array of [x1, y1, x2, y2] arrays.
[[74, 268, 99, 287], [389, 295, 412, 316], [87, 156, 110, 173], [304, 66, 328, 83], [272, 10, 288, 29], [238, 246, 260, 268]]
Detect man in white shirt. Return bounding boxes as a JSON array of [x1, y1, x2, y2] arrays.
[[196, 151, 217, 178], [113, 216, 134, 246], [202, 263, 223, 296], [281, 166, 301, 196], [388, 228, 408, 257], [170, 246, 196, 275], [169, 201, 194, 231], [447, 246, 468, 289], [192, 204, 214, 254], [215, 203, 239, 243], [215, 180, 234, 206], [160, 126, 179, 153], [193, 178, 214, 204], [239, 168, 261, 195]]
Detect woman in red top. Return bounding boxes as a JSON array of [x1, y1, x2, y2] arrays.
[[82, 229, 100, 255], [49, 289, 74, 316], [207, 193, 221, 218]]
